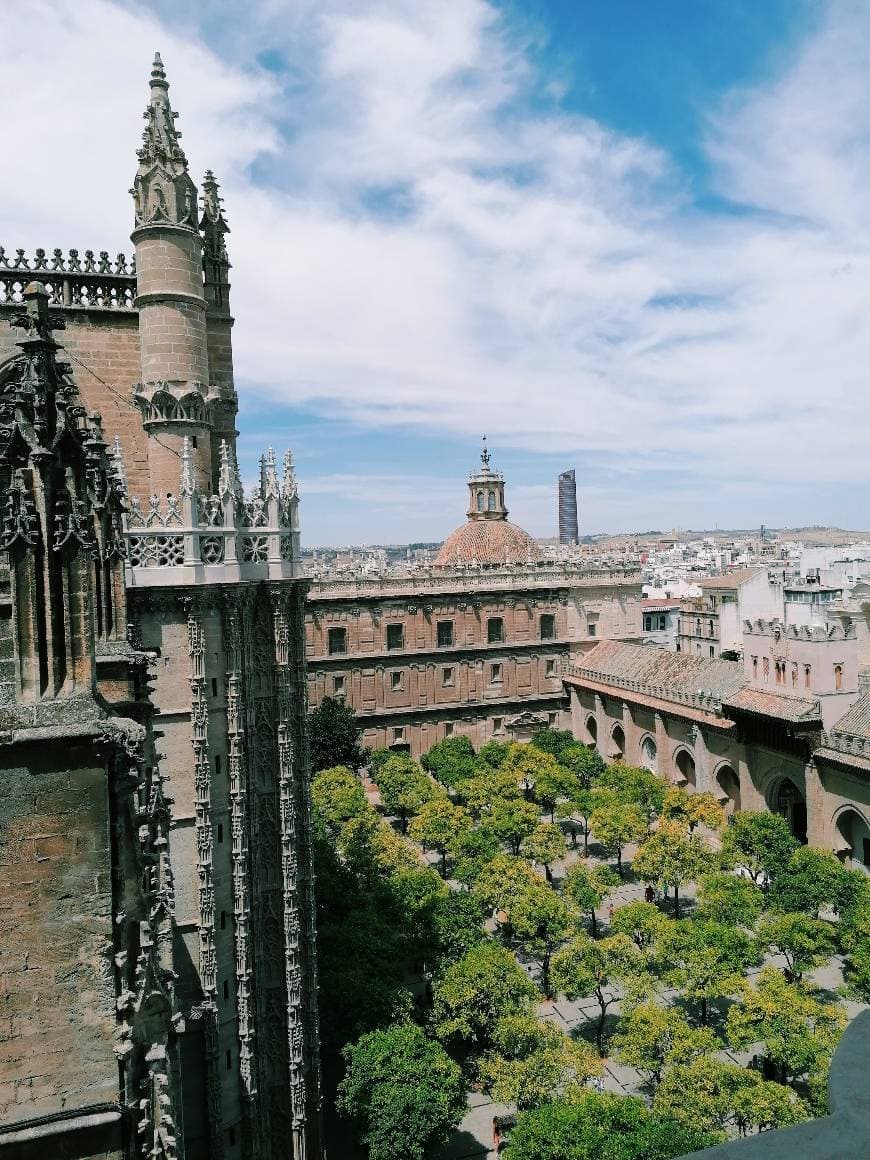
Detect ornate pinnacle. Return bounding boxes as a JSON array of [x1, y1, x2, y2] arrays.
[[218, 439, 244, 501], [481, 434, 490, 470], [132, 51, 197, 229], [282, 449, 298, 499], [199, 170, 230, 262], [262, 447, 280, 499], [111, 434, 128, 494], [180, 436, 194, 497]]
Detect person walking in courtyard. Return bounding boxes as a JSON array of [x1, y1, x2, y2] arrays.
[[645, 883, 655, 904]]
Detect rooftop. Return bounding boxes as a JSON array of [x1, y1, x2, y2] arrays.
[[698, 568, 762, 590]]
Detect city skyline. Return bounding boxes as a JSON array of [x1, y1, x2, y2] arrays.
[[6, 1, 870, 542]]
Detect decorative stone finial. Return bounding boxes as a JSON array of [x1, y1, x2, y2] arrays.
[[180, 436, 194, 497], [131, 51, 198, 228], [481, 434, 490, 470], [282, 449, 298, 499], [263, 447, 280, 499], [111, 434, 128, 494]]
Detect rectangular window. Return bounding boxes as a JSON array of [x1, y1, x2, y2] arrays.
[[386, 623, 404, 650], [762, 657, 770, 682], [442, 666, 455, 687], [545, 658, 556, 678], [752, 656, 758, 677], [805, 664, 812, 689], [445, 722, 454, 737], [333, 674, 346, 696], [390, 671, 404, 692], [645, 616, 653, 631], [493, 717, 504, 733], [393, 726, 405, 743], [437, 620, 454, 647], [659, 615, 666, 630], [487, 617, 504, 644], [548, 712, 558, 726], [328, 626, 347, 655], [709, 646, 715, 657], [540, 613, 556, 640], [587, 623, 597, 637], [217, 823, 224, 844], [490, 662, 503, 685]]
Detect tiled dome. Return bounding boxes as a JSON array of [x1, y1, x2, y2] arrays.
[[434, 518, 540, 567]]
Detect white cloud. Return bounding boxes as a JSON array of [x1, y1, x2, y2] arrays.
[[5, 0, 870, 540]]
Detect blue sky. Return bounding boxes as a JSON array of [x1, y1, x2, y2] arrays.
[[6, 1, 870, 544]]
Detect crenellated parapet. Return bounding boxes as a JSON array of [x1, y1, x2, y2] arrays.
[[123, 438, 301, 582]]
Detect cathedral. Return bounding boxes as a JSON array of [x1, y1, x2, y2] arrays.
[[0, 55, 322, 1160]]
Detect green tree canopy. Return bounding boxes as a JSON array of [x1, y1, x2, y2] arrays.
[[631, 820, 712, 918], [589, 797, 647, 877], [609, 900, 669, 952], [563, 861, 619, 938], [503, 1091, 718, 1160], [726, 965, 846, 1087], [599, 763, 666, 825], [653, 1056, 808, 1138], [552, 933, 646, 1055], [308, 695, 368, 772], [504, 742, 565, 808], [477, 738, 510, 769], [373, 754, 440, 832], [459, 765, 523, 816], [695, 872, 765, 928], [432, 940, 538, 1048], [420, 735, 478, 789], [719, 811, 798, 886], [427, 890, 487, 966], [521, 821, 567, 881], [336, 1023, 466, 1160], [480, 1014, 600, 1110], [768, 846, 849, 916], [311, 765, 369, 836], [756, 912, 836, 980], [559, 744, 606, 792], [408, 796, 472, 876], [490, 797, 542, 855], [612, 1001, 720, 1088], [531, 727, 579, 760], [451, 824, 502, 888], [657, 919, 759, 1026], [508, 877, 576, 999], [660, 786, 725, 833], [559, 788, 598, 854]]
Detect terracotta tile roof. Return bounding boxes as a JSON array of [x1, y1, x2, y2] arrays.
[[825, 690, 870, 739], [698, 568, 762, 590], [567, 641, 824, 728], [640, 599, 681, 610], [433, 519, 540, 567], [574, 640, 745, 701], [725, 687, 822, 724]]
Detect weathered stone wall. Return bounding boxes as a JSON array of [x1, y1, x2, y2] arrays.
[[0, 741, 117, 1125], [0, 307, 148, 498]]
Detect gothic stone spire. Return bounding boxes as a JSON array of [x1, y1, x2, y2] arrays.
[[131, 52, 198, 228]]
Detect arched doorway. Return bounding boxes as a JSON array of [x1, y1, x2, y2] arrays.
[[773, 777, 807, 844], [641, 735, 658, 773], [611, 723, 625, 760], [586, 715, 598, 748], [834, 809, 870, 871], [716, 765, 741, 815], [674, 749, 696, 787]]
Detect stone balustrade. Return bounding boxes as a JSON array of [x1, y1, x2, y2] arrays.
[[307, 565, 642, 600], [0, 247, 136, 311], [563, 662, 726, 714]]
